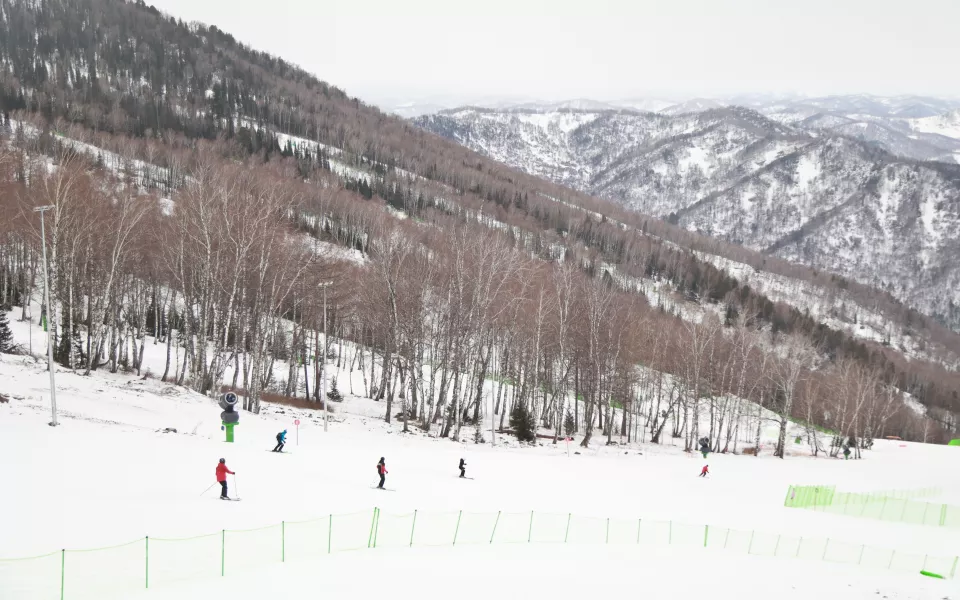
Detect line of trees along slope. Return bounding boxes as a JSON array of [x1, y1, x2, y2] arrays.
[[0, 127, 956, 450], [0, 0, 957, 445]]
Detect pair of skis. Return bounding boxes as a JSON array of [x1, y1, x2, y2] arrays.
[[373, 475, 473, 492]]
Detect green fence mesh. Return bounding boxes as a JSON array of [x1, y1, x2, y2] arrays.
[[150, 532, 221, 588], [1, 507, 956, 599], [0, 551, 61, 600], [785, 485, 960, 527]]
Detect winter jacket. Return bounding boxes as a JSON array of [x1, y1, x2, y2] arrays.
[[277, 431, 287, 443], [377, 462, 388, 475], [700, 466, 709, 475], [216, 463, 235, 482], [459, 459, 466, 469]]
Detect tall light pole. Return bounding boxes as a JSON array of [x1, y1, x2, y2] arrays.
[[319, 281, 332, 432], [34, 205, 58, 427]]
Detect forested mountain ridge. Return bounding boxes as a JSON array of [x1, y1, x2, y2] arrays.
[[1, 0, 959, 445], [415, 107, 960, 332]]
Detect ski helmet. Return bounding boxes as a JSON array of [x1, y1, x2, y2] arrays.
[[219, 458, 225, 463]]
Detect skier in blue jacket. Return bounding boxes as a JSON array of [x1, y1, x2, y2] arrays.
[[272, 430, 287, 452]]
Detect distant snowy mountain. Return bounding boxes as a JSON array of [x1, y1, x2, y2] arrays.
[[415, 106, 960, 327], [385, 102, 452, 119], [662, 98, 726, 115], [909, 109, 960, 140], [612, 97, 677, 112], [507, 98, 621, 112], [764, 95, 960, 118]]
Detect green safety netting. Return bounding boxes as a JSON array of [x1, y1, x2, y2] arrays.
[[1, 507, 956, 599], [784, 485, 960, 527]]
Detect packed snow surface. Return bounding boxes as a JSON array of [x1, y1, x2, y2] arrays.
[[1, 310, 959, 599]]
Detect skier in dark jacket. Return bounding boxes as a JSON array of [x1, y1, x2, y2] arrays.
[[273, 430, 287, 452], [699, 437, 710, 459], [459, 458, 466, 478], [377, 457, 388, 489]]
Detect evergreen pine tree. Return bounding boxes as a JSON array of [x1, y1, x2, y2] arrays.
[[510, 402, 536, 443], [326, 375, 343, 402], [0, 310, 15, 354], [563, 408, 576, 437], [54, 312, 83, 367]]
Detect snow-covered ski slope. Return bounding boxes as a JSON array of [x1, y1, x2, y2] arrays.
[[2, 313, 959, 599]]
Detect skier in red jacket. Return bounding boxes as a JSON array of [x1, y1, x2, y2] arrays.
[[699, 464, 709, 478], [376, 457, 388, 489], [216, 458, 235, 499]]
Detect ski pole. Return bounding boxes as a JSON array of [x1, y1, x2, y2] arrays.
[[200, 482, 217, 497], [233, 474, 240, 499]]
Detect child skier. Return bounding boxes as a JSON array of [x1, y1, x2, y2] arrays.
[[699, 464, 709, 478], [377, 457, 388, 489], [216, 458, 235, 499], [459, 458, 466, 478], [273, 430, 287, 452]]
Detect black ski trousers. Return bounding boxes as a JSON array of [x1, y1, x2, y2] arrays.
[[378, 473, 385, 489], [220, 481, 229, 497], [273, 442, 285, 452]]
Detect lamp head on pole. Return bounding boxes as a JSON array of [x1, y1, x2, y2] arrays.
[[33, 205, 55, 213]]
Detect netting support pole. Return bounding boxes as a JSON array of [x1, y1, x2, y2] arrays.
[[281, 522, 285, 562], [822, 538, 830, 560], [221, 530, 225, 577], [940, 504, 948, 527], [564, 513, 571, 543], [949, 556, 958, 579], [795, 537, 802, 558], [636, 518, 641, 544], [489, 511, 501, 544], [605, 518, 610, 544], [60, 549, 65, 600], [887, 550, 895, 570], [528, 511, 534, 543], [703, 525, 709, 548], [453, 510, 463, 546], [410, 510, 417, 547], [773, 534, 780, 556], [328, 514, 332, 554], [668, 521, 673, 545], [922, 502, 930, 525], [368, 508, 379, 549], [145, 536, 150, 589], [747, 530, 755, 555], [857, 544, 865, 565]]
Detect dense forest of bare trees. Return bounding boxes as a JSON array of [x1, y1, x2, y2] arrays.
[[0, 125, 954, 450], [0, 0, 957, 450]]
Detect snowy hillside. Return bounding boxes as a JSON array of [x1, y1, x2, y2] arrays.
[[909, 110, 960, 141], [415, 107, 960, 329], [3, 309, 960, 599]]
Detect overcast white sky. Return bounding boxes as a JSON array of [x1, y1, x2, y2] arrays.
[[146, 0, 960, 106]]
